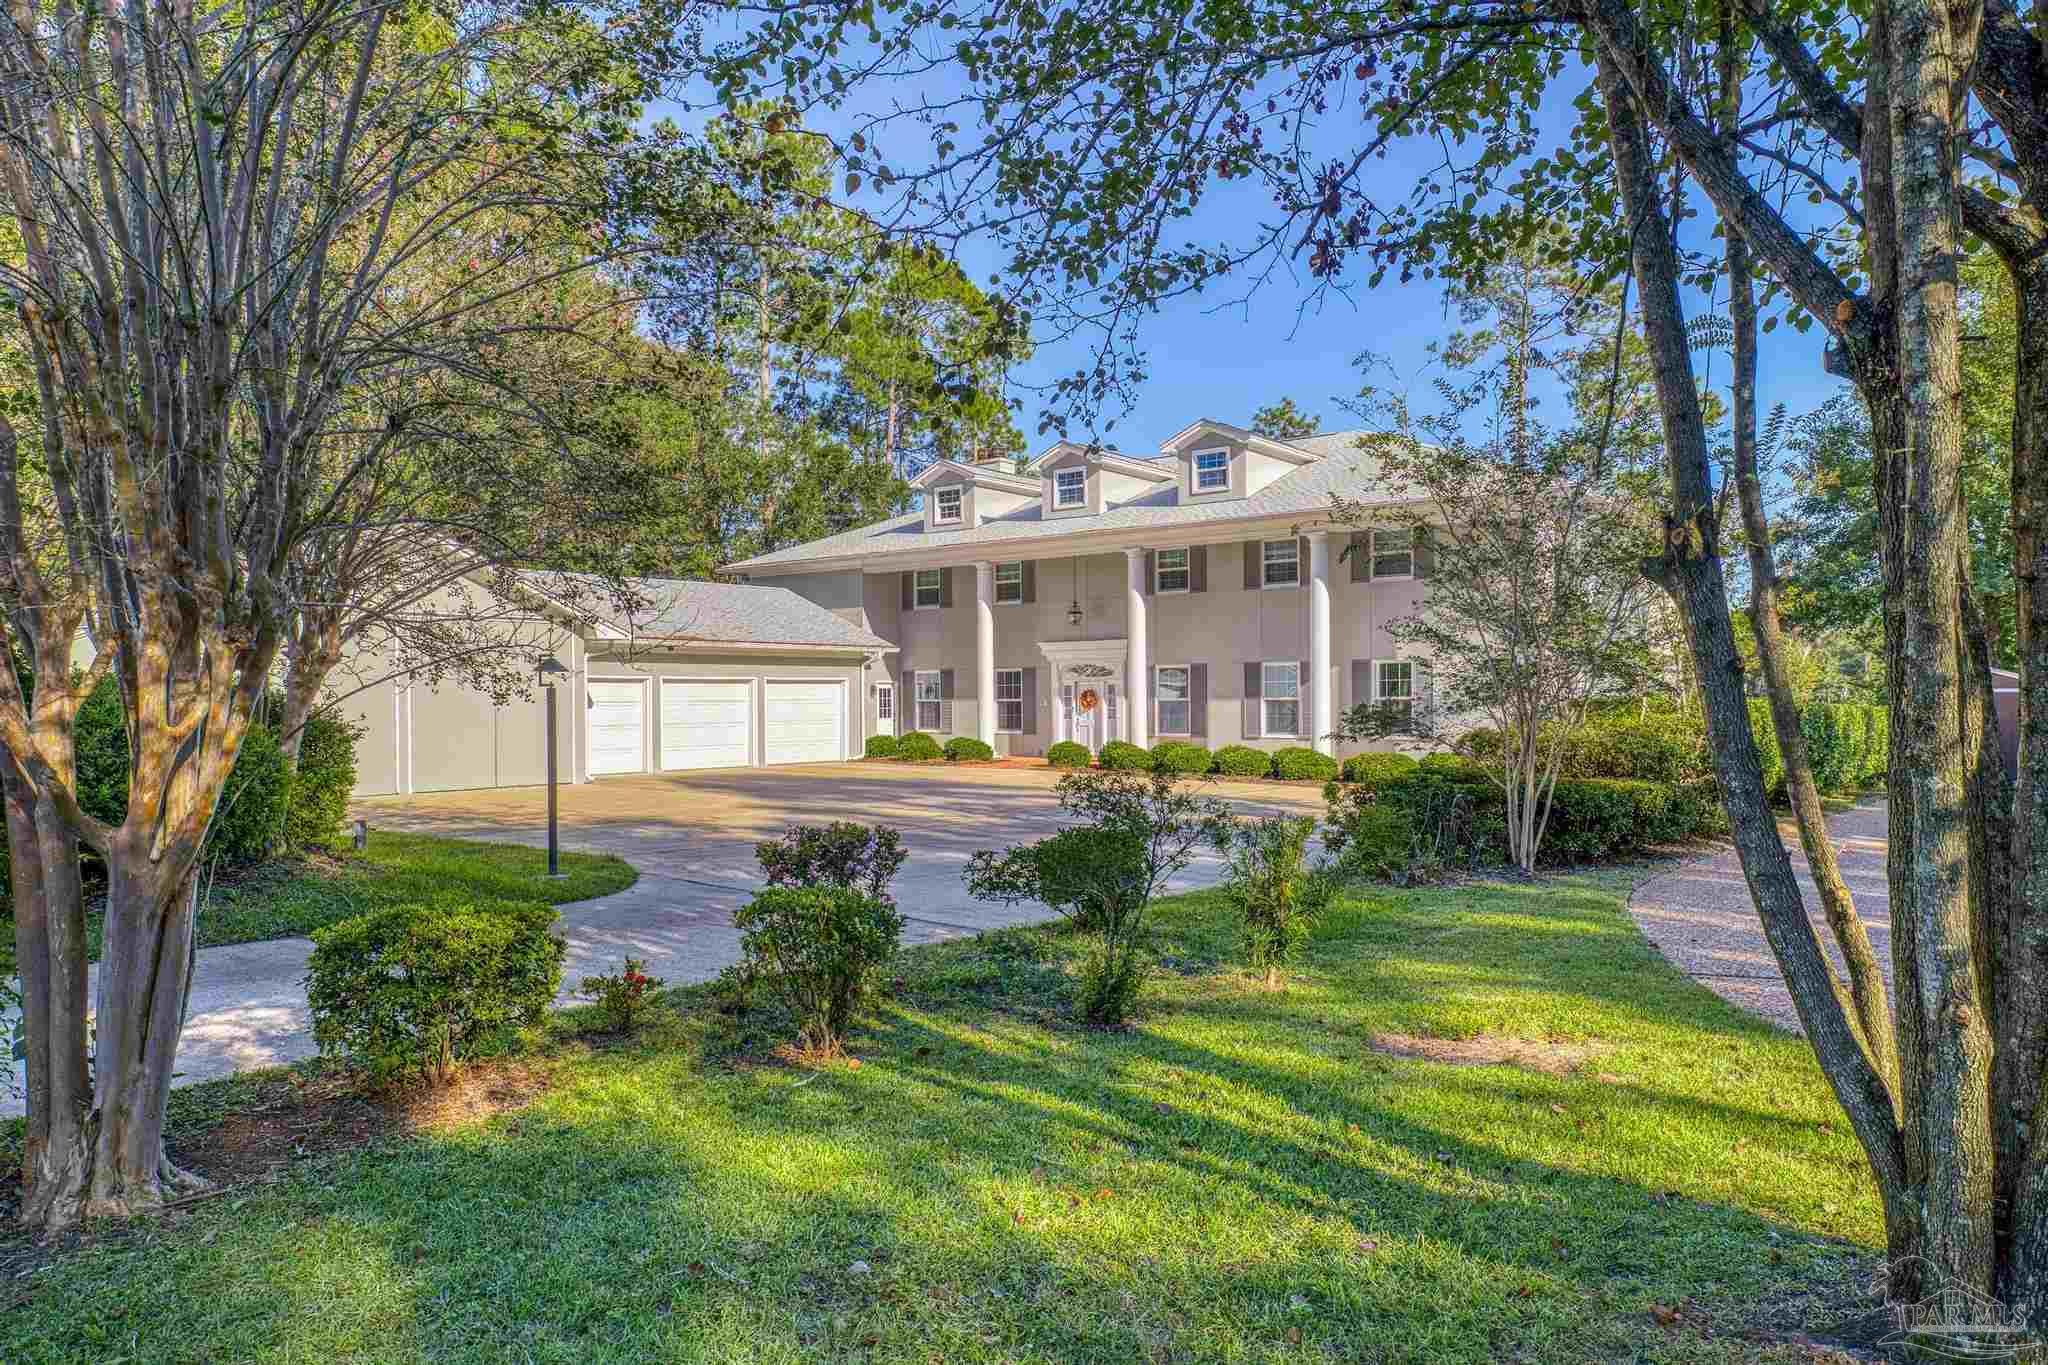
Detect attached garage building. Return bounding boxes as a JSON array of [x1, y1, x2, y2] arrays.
[[338, 578, 894, 797]]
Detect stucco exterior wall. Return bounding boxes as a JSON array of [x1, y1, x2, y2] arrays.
[[858, 540, 1424, 758]]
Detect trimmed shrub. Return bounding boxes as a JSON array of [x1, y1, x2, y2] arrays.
[[896, 731, 943, 761], [207, 724, 292, 868], [1150, 740, 1213, 775], [728, 886, 905, 1053], [1459, 713, 1712, 784], [944, 736, 995, 762], [864, 734, 900, 759], [578, 956, 664, 1034], [1417, 751, 1482, 779], [1341, 751, 1419, 788], [1097, 740, 1151, 771], [1320, 788, 1417, 880], [306, 899, 565, 1085], [1046, 740, 1092, 769], [284, 708, 361, 852], [1272, 746, 1340, 782], [756, 822, 907, 902], [1213, 744, 1272, 778]]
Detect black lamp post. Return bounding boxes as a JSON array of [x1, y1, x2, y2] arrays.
[[538, 654, 567, 877]]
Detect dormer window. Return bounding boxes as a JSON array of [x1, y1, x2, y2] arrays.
[[1194, 448, 1229, 491], [933, 486, 963, 524], [1054, 469, 1086, 508]]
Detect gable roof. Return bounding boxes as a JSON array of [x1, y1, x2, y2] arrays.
[[723, 430, 1419, 575]]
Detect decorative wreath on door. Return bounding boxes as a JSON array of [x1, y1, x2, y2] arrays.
[[1077, 688, 1100, 712]]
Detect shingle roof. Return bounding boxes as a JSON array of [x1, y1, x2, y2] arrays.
[[520, 573, 892, 651], [725, 430, 1416, 573]]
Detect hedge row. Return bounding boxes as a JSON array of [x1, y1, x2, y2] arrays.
[[1460, 702, 1887, 800], [866, 732, 995, 762], [1347, 767, 1725, 869], [1036, 739, 1352, 782]]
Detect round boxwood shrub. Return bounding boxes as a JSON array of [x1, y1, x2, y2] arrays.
[[1213, 744, 1272, 778], [944, 736, 995, 762], [284, 708, 362, 852], [1417, 751, 1481, 779], [896, 731, 943, 761], [1046, 740, 1092, 769], [1341, 751, 1420, 788], [1272, 746, 1340, 782], [864, 734, 900, 759], [1097, 740, 1151, 771], [1150, 740, 1213, 775], [306, 898, 566, 1085]]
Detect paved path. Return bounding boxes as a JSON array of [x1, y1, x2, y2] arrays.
[[4, 764, 1322, 1115], [1628, 798, 1893, 1033]]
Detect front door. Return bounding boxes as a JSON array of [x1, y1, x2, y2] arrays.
[[1071, 682, 1101, 751], [875, 683, 895, 737]]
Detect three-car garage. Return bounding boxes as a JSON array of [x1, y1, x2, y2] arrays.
[[584, 672, 856, 777]]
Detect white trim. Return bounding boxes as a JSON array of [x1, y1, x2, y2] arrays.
[[1367, 527, 1416, 582], [908, 457, 1038, 495], [993, 666, 1025, 734], [931, 485, 965, 525], [1260, 538, 1302, 589], [912, 669, 944, 733], [993, 559, 1026, 605], [1190, 446, 1231, 495], [1053, 467, 1088, 508], [1153, 545, 1192, 594], [911, 567, 945, 610], [1153, 663, 1192, 737], [762, 675, 853, 764], [1260, 659, 1303, 738], [656, 675, 755, 772], [1159, 419, 1321, 463], [585, 675, 652, 775]]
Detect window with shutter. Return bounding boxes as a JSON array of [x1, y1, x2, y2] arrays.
[[1155, 666, 1191, 735], [1261, 661, 1300, 736]]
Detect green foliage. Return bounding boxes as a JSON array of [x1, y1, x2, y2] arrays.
[[1318, 788, 1418, 881], [943, 736, 995, 762], [1045, 740, 1092, 768], [1460, 713, 1712, 785], [1271, 746, 1339, 782], [895, 731, 942, 761], [1250, 397, 1321, 440], [963, 768, 1229, 1025], [755, 822, 907, 902], [1150, 740, 1213, 775], [72, 678, 130, 827], [1340, 751, 1420, 787], [284, 709, 361, 852], [728, 886, 905, 1053], [578, 956, 665, 1034], [1097, 740, 1150, 771], [1214, 815, 1341, 986], [207, 725, 292, 868], [864, 734, 900, 759], [1212, 745, 1272, 778], [305, 899, 565, 1085], [1417, 752, 1480, 779]]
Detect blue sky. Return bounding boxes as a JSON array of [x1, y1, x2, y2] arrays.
[[672, 25, 1857, 458]]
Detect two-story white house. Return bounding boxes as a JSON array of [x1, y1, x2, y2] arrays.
[[723, 421, 1432, 760]]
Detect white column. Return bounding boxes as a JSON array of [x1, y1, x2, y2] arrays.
[[975, 560, 997, 745], [1125, 547, 1149, 748], [1308, 530, 1333, 756]]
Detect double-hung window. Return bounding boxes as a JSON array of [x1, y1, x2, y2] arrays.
[[1194, 448, 1229, 492], [1370, 528, 1414, 579], [1376, 660, 1416, 723], [1261, 539, 1300, 588], [1055, 468, 1087, 507], [994, 561, 1024, 604], [933, 486, 963, 524], [1155, 666, 1191, 735], [915, 671, 943, 731], [995, 668, 1024, 732], [1262, 661, 1300, 736], [1154, 547, 1190, 593], [913, 568, 944, 609]]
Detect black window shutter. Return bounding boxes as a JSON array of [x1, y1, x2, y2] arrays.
[[1143, 550, 1156, 596], [1415, 526, 1435, 577], [1350, 532, 1370, 583], [940, 668, 955, 732], [1243, 541, 1262, 590], [1299, 659, 1312, 739], [1190, 663, 1208, 737], [1242, 661, 1262, 738], [1022, 560, 1036, 603], [1021, 667, 1038, 733], [1190, 545, 1207, 593], [901, 572, 914, 610], [940, 567, 955, 608]]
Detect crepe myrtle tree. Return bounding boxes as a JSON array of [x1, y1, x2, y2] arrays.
[[0, 0, 709, 1227]]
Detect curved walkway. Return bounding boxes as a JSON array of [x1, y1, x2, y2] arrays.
[[1628, 798, 1892, 1034]]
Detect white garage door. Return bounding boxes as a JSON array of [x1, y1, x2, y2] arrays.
[[764, 680, 845, 765], [660, 679, 753, 770], [587, 680, 646, 775]]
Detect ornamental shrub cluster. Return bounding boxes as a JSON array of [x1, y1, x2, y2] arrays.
[[1149, 740, 1212, 775], [305, 898, 565, 1085], [1097, 740, 1151, 771], [864, 734, 899, 758], [943, 736, 995, 762], [894, 731, 943, 761], [1045, 740, 1092, 768], [1212, 745, 1270, 777], [1271, 746, 1340, 782]]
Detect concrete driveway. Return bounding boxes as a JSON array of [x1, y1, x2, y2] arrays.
[[4, 763, 1323, 1114]]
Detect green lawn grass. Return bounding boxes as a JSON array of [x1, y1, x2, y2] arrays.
[[138, 831, 636, 957], [1, 871, 1882, 1363]]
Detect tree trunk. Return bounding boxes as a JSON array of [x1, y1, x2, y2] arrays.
[[279, 614, 343, 771], [1717, 35, 1898, 1087]]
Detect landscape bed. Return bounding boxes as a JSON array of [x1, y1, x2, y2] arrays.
[[0, 871, 1882, 1363]]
